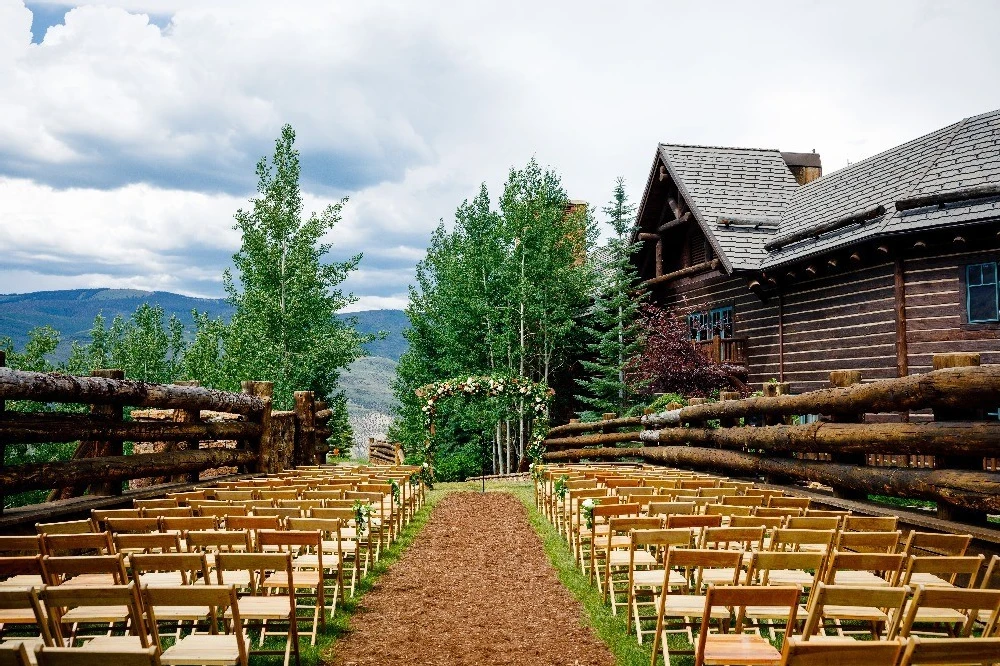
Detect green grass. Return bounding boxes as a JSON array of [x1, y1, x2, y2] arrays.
[[867, 494, 937, 511]]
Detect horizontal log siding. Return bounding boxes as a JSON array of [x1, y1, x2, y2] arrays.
[[904, 242, 1000, 375]]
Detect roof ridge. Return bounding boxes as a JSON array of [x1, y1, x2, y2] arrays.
[[659, 142, 781, 153]]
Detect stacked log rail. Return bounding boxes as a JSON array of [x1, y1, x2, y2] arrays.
[[369, 439, 399, 465], [542, 361, 1000, 523], [0, 367, 329, 506]]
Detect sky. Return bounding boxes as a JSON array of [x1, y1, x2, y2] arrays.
[[1, 1, 999, 312]]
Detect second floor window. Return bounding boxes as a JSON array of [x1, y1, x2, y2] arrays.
[[688, 306, 733, 340], [967, 262, 998, 323]]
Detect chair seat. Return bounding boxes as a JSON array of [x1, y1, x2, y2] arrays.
[[136, 571, 186, 585], [264, 571, 321, 588], [820, 604, 890, 622], [225, 596, 291, 620], [907, 573, 954, 588], [1, 638, 44, 665], [908, 604, 970, 624], [744, 604, 808, 620], [702, 633, 782, 665], [161, 634, 241, 665], [0, 608, 41, 624], [320, 540, 356, 554], [632, 569, 686, 588], [656, 594, 729, 619], [763, 570, 817, 587], [0, 576, 45, 589], [61, 605, 131, 624], [82, 636, 146, 650], [216, 571, 252, 587], [702, 568, 740, 586], [58, 573, 119, 588], [832, 571, 892, 587], [145, 604, 211, 621], [609, 551, 656, 567]]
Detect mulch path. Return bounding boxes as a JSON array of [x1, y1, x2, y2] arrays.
[[325, 491, 616, 666]]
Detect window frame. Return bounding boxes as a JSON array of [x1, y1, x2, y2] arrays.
[[966, 261, 999, 324]]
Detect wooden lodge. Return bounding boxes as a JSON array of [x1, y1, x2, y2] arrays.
[[632, 109, 1000, 401]]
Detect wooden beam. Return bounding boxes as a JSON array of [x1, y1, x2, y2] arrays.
[[778, 291, 785, 382], [0, 368, 265, 416], [655, 237, 663, 277], [764, 204, 886, 252], [895, 184, 1000, 212], [657, 211, 692, 234], [541, 446, 1000, 514], [894, 256, 909, 379], [0, 448, 259, 495], [643, 259, 720, 288], [0, 413, 261, 444], [638, 232, 659, 241], [547, 416, 642, 437]]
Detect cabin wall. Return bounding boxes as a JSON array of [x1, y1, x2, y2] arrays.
[[903, 239, 1000, 375]]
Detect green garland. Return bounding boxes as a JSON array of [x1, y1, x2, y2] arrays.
[[554, 474, 570, 500], [353, 500, 372, 536]]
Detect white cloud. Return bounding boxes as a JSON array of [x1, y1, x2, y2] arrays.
[[1, 0, 1000, 306]]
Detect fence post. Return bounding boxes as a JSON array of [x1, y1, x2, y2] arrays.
[[172, 380, 202, 483], [91, 369, 125, 496], [313, 399, 330, 462], [932, 353, 986, 523], [241, 381, 274, 474], [826, 371, 866, 499], [718, 392, 741, 428], [762, 382, 791, 425], [294, 391, 316, 466]]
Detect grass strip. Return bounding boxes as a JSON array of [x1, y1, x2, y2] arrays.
[[508, 484, 653, 666]]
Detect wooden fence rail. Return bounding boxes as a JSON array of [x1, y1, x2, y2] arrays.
[[0, 364, 334, 508], [542, 355, 1000, 524]]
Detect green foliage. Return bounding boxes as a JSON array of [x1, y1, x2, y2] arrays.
[[223, 124, 373, 409], [646, 393, 689, 411], [576, 178, 646, 420], [324, 392, 353, 458], [392, 158, 595, 475]]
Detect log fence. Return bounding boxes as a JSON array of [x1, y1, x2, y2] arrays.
[[542, 353, 1000, 525], [0, 365, 334, 510]]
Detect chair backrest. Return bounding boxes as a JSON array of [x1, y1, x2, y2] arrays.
[[902, 532, 972, 557], [700, 526, 765, 551], [142, 584, 246, 664], [786, 516, 841, 531], [0, 644, 30, 666], [198, 505, 249, 519], [40, 582, 148, 646], [842, 515, 898, 532], [160, 516, 217, 533], [803, 509, 850, 519], [780, 635, 904, 666], [663, 548, 743, 592], [697, 584, 801, 664], [142, 507, 194, 519], [215, 490, 255, 502], [130, 552, 211, 586], [592, 503, 640, 526], [746, 551, 825, 588], [607, 517, 662, 538], [704, 504, 754, 518], [287, 517, 342, 541], [35, 646, 161, 666], [0, 536, 42, 556], [133, 498, 178, 510], [722, 495, 765, 508], [900, 555, 984, 589], [770, 529, 835, 552], [899, 635, 1000, 665], [730, 516, 784, 531], [647, 502, 696, 517], [185, 529, 251, 553], [41, 554, 128, 585], [226, 515, 281, 533], [823, 551, 905, 585], [631, 528, 694, 553], [113, 532, 181, 555], [800, 583, 910, 639], [106, 517, 161, 534], [91, 508, 142, 530], [0, 556, 45, 582], [253, 507, 301, 521], [0, 587, 50, 644], [836, 530, 902, 554], [40, 532, 114, 556], [755, 507, 803, 519], [768, 496, 810, 510], [301, 490, 344, 501], [35, 519, 92, 536], [898, 585, 1000, 638], [665, 514, 723, 530]]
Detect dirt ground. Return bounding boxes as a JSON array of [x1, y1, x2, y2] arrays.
[[325, 491, 616, 666]]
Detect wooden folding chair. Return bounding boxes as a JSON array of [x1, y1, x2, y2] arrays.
[[768, 497, 810, 511], [90, 510, 141, 532], [589, 503, 640, 588], [34, 522, 92, 537], [0, 587, 51, 656], [224, 517, 280, 552], [650, 549, 744, 661], [142, 508, 193, 520], [258, 531, 325, 646], [602, 517, 661, 612], [35, 645, 160, 666], [40, 583, 148, 650], [0, 541, 45, 590], [626, 529, 693, 643], [308, 508, 365, 586], [836, 531, 902, 554], [106, 519, 162, 536], [898, 585, 1000, 639], [899, 635, 1000, 666], [40, 533, 114, 558], [779, 635, 904, 666], [0, 643, 30, 666], [113, 533, 181, 561], [823, 551, 905, 588], [799, 582, 909, 640], [143, 585, 247, 666], [41, 555, 128, 589], [699, 526, 765, 583], [214, 553, 299, 666], [287, 518, 345, 604], [769, 529, 836, 580], [133, 499, 178, 511], [693, 585, 801, 666], [842, 516, 898, 532]]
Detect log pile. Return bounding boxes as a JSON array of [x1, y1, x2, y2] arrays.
[[542, 358, 1000, 522], [369, 438, 401, 465]]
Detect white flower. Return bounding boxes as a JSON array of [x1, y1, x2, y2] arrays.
[[581, 498, 595, 509], [423, 462, 429, 469]]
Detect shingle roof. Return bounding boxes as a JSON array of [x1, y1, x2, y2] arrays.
[[762, 109, 1000, 268], [658, 144, 800, 271]]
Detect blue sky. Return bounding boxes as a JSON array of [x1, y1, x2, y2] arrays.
[[1, 0, 999, 311]]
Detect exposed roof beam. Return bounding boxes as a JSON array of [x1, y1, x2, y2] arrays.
[[642, 259, 720, 288], [764, 204, 886, 252], [657, 212, 692, 234]]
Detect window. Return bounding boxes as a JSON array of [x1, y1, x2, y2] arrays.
[[688, 306, 733, 341], [967, 262, 999, 323]]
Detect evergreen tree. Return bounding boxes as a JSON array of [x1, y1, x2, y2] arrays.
[[575, 178, 645, 419], [324, 392, 354, 458], [223, 124, 371, 409]]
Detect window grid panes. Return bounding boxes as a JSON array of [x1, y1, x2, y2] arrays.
[[967, 262, 999, 323], [688, 306, 733, 341]]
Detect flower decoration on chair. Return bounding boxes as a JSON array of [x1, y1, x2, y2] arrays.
[[414, 374, 554, 473], [581, 497, 602, 530]]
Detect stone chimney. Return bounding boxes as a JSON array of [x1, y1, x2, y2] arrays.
[[781, 150, 822, 185]]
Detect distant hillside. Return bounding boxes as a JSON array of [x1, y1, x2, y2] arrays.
[[339, 356, 399, 455], [0, 289, 408, 361]]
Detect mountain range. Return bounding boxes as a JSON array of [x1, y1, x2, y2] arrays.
[[0, 289, 408, 453]]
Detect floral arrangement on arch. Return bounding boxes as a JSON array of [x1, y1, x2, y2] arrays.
[[414, 374, 554, 474]]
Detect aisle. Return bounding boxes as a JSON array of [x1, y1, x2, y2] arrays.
[[326, 491, 615, 665]]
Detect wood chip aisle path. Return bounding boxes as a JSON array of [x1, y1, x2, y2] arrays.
[[325, 491, 616, 666]]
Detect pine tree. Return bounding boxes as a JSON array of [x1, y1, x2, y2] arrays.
[[575, 178, 645, 419], [223, 124, 371, 409]]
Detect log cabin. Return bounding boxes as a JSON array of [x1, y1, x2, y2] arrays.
[[632, 109, 1000, 403]]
